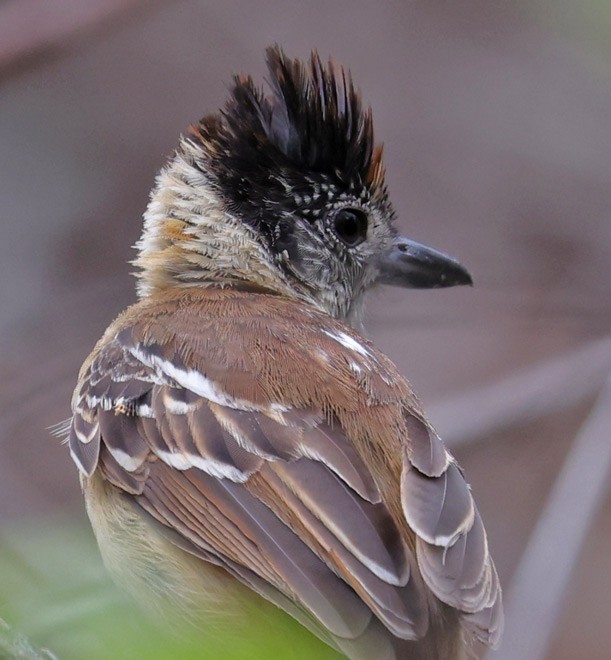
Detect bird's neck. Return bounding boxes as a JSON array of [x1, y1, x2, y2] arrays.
[[133, 139, 367, 333], [134, 140, 297, 302]]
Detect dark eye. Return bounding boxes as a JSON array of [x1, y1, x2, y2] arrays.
[[333, 208, 368, 247]]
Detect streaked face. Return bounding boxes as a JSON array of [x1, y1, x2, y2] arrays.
[[263, 172, 398, 320], [187, 48, 472, 322]]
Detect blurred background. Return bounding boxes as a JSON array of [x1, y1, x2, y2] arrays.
[[1, 1, 610, 658]]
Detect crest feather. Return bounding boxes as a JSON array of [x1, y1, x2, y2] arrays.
[[188, 46, 385, 212]]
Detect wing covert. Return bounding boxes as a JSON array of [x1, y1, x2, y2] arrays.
[[400, 411, 503, 648], [68, 290, 502, 653], [69, 319, 430, 653]]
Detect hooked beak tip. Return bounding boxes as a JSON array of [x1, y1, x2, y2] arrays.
[[378, 236, 474, 290]]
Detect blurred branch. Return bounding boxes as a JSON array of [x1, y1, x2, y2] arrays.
[[0, 0, 159, 81], [484, 370, 611, 660], [431, 336, 611, 447], [0, 617, 58, 660]]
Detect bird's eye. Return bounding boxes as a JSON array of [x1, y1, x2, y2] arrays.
[[333, 208, 368, 247]]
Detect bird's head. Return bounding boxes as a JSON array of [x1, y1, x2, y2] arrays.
[[135, 46, 472, 326]]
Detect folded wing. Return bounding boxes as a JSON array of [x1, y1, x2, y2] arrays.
[[68, 292, 502, 655]]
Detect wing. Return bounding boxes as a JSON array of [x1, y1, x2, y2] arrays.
[[68, 290, 502, 656], [400, 412, 503, 647]]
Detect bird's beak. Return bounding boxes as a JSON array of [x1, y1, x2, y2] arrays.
[[377, 236, 473, 289]]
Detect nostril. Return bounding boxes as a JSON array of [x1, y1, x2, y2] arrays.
[[397, 242, 408, 253]]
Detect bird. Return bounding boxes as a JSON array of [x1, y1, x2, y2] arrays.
[[67, 46, 502, 659]]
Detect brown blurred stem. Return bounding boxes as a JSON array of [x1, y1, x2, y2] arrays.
[[485, 370, 611, 660], [432, 336, 611, 447]]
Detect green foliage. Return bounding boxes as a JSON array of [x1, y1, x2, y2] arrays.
[[0, 518, 341, 660]]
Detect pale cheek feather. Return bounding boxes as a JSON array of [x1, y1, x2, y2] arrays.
[[133, 148, 366, 326], [134, 150, 296, 303]]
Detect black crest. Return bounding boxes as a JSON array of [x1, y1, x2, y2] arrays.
[[187, 46, 386, 231]]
